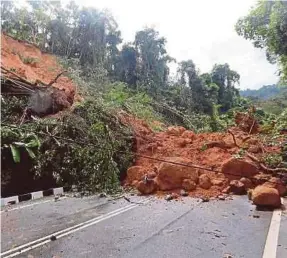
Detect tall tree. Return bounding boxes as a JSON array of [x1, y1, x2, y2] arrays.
[[236, 0, 287, 83]]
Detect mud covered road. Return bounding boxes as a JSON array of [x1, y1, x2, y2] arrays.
[[1, 195, 286, 258]]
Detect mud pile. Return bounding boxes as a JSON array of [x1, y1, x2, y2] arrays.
[[121, 113, 285, 200], [1, 33, 78, 115]]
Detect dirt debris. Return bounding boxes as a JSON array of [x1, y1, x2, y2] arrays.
[[121, 113, 284, 202]]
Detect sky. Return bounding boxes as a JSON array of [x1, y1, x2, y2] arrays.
[[79, 0, 278, 90]]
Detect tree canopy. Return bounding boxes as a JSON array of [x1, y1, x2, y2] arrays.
[[236, 0, 287, 83]]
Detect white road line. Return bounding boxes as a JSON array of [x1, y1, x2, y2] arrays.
[[262, 198, 284, 258], [1, 197, 151, 258], [0, 197, 67, 213]]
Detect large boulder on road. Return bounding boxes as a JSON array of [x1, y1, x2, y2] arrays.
[[156, 157, 199, 191], [252, 185, 281, 208]]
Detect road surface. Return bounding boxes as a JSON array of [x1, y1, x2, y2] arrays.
[[1, 194, 286, 258]]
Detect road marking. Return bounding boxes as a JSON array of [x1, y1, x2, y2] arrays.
[[262, 198, 284, 258], [1, 197, 151, 258], [0, 197, 67, 213]]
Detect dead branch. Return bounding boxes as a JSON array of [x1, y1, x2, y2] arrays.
[[227, 129, 240, 148], [246, 152, 287, 174], [248, 119, 256, 134], [48, 71, 67, 86]]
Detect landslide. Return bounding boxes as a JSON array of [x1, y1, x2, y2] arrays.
[[1, 33, 78, 116], [121, 112, 286, 199]]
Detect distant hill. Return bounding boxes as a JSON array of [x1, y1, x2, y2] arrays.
[[240, 84, 283, 100]]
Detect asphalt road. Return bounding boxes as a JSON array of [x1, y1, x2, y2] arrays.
[[1, 194, 286, 258]]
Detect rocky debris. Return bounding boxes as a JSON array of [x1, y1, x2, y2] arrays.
[[180, 189, 189, 196], [182, 179, 197, 191], [222, 186, 231, 194], [252, 185, 281, 208], [50, 235, 57, 241], [262, 177, 287, 196], [201, 196, 210, 202], [221, 158, 258, 180], [212, 173, 228, 186], [136, 179, 157, 195], [239, 177, 253, 190], [199, 174, 212, 189], [156, 157, 199, 191], [218, 194, 227, 200], [252, 173, 272, 185], [229, 180, 246, 195], [253, 215, 260, 218], [181, 130, 195, 139], [166, 126, 186, 136], [127, 166, 147, 184], [247, 189, 253, 200], [165, 194, 173, 201]]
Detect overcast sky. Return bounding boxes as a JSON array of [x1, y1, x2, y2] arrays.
[[79, 0, 278, 89]]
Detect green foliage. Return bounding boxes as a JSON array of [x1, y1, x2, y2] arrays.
[[19, 55, 39, 65], [236, 1, 287, 82], [240, 84, 283, 100], [262, 153, 283, 168], [1, 126, 41, 163]]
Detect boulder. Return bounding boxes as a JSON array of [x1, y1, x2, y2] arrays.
[[136, 179, 157, 195], [166, 126, 186, 136], [147, 171, 157, 179], [156, 157, 199, 191], [239, 177, 253, 190], [221, 158, 258, 180], [229, 180, 246, 195], [199, 174, 212, 190], [262, 177, 287, 197], [126, 166, 146, 183], [212, 173, 228, 186], [252, 185, 281, 208], [182, 179, 196, 191]]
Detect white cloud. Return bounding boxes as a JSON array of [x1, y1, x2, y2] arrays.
[[78, 0, 278, 89]]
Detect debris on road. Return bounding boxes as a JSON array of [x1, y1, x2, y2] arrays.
[[50, 235, 57, 241], [252, 185, 281, 208]]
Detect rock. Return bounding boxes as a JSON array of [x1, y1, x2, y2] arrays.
[[212, 178, 226, 186], [180, 189, 188, 196], [222, 186, 231, 194], [199, 174, 212, 189], [262, 177, 287, 196], [252, 185, 281, 208], [50, 235, 57, 241], [218, 195, 226, 200], [99, 193, 107, 198], [239, 177, 253, 190], [136, 179, 157, 195], [165, 194, 173, 201], [156, 157, 199, 190], [126, 166, 146, 183], [131, 180, 139, 186], [221, 158, 259, 180], [253, 215, 260, 218], [171, 192, 179, 199], [201, 196, 210, 202], [177, 138, 187, 148], [166, 126, 186, 136], [229, 180, 246, 195], [182, 179, 196, 191]]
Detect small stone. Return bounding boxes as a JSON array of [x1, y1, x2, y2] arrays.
[[171, 192, 179, 199], [99, 193, 107, 198], [54, 196, 59, 202], [165, 194, 173, 201], [253, 215, 260, 218], [50, 235, 57, 241], [218, 195, 226, 200], [180, 189, 189, 196], [201, 197, 210, 202]]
